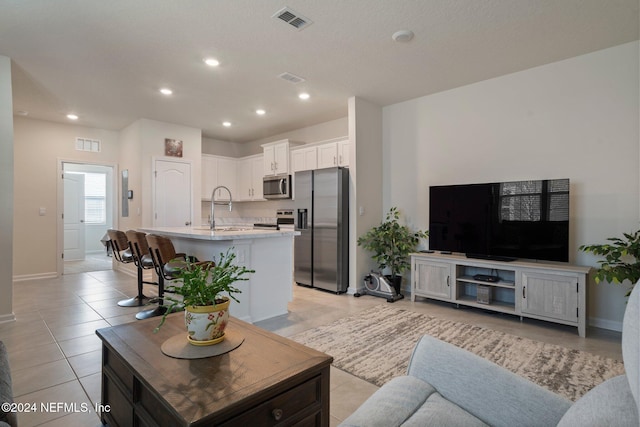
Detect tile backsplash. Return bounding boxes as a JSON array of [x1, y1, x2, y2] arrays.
[[200, 199, 294, 226]]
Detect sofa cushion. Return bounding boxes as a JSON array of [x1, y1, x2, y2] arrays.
[[339, 375, 486, 427], [557, 375, 639, 427], [402, 392, 488, 427]]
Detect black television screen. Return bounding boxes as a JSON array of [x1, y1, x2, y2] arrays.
[[429, 179, 569, 262]]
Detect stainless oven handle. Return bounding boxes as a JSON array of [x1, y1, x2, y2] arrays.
[[280, 178, 286, 195]]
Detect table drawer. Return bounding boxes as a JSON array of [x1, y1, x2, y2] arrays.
[[220, 375, 322, 426], [104, 348, 134, 393]]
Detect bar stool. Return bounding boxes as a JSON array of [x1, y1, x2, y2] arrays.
[[135, 234, 211, 320], [123, 230, 159, 307], [107, 229, 142, 307]]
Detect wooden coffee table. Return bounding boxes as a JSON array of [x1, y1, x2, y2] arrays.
[[96, 314, 333, 426]]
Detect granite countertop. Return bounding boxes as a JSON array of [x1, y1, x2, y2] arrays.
[[139, 226, 298, 241]]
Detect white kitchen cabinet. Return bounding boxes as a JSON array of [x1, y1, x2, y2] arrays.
[[317, 139, 350, 169], [291, 145, 318, 172], [337, 139, 350, 166], [262, 139, 299, 176], [201, 154, 237, 201], [236, 155, 265, 201]]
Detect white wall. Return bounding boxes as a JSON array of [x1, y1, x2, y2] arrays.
[[383, 41, 640, 330], [0, 55, 14, 323], [134, 119, 202, 228], [13, 117, 120, 279], [349, 97, 383, 294]]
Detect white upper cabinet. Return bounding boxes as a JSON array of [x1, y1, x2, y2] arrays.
[[317, 139, 350, 169], [291, 145, 318, 172], [262, 139, 300, 176], [201, 154, 237, 201], [236, 155, 265, 201]]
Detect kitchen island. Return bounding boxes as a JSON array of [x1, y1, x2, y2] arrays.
[[139, 226, 298, 323]]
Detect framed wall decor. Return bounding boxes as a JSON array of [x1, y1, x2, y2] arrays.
[[165, 138, 183, 157]]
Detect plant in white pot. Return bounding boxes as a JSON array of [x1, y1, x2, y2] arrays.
[[357, 207, 428, 294], [154, 248, 254, 345]]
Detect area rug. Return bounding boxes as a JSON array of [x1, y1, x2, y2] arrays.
[[290, 305, 625, 401]]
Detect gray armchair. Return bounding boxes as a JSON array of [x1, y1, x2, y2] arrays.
[[341, 283, 639, 426]]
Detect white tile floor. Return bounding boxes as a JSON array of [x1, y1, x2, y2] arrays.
[[1, 268, 622, 426]]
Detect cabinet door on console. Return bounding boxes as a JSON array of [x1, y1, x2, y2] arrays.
[[413, 259, 452, 301], [520, 271, 579, 323]]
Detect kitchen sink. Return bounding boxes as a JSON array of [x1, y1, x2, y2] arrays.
[[193, 226, 253, 232]]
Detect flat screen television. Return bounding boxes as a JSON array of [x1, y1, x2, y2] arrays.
[[429, 179, 569, 262]]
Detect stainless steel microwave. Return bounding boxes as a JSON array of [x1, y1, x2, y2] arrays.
[[263, 174, 291, 199]]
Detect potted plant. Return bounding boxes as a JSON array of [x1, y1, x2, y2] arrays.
[[580, 229, 640, 296], [357, 207, 428, 294], [154, 248, 255, 345]]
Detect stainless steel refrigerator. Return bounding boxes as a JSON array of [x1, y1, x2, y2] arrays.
[[294, 167, 349, 293]]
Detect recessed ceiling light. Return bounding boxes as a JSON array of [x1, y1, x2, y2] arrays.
[[159, 88, 173, 95], [204, 58, 220, 67], [392, 30, 414, 43], [298, 92, 310, 100], [66, 113, 79, 120], [256, 109, 266, 115], [222, 121, 232, 127]]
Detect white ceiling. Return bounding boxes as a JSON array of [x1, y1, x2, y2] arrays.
[[1, 0, 638, 143]]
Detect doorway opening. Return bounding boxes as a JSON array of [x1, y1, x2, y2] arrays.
[[61, 162, 115, 274]]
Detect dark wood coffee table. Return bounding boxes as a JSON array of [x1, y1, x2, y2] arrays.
[[96, 314, 333, 426]]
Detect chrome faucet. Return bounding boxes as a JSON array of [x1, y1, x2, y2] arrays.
[[210, 185, 232, 230]]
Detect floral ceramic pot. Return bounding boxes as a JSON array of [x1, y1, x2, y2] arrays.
[[184, 297, 230, 346]]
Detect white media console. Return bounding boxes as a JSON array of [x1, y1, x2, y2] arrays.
[[410, 252, 591, 337]]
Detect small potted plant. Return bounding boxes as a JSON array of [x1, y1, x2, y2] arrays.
[[357, 207, 428, 294], [580, 229, 640, 297], [154, 248, 255, 345]]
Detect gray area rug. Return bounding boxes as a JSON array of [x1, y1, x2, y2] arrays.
[[291, 305, 625, 401]]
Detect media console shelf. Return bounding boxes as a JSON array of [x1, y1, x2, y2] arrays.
[[410, 252, 591, 337]]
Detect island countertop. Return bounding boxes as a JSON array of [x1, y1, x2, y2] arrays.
[[139, 226, 299, 240], [138, 225, 297, 324]]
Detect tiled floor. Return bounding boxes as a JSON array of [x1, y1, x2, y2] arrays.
[[1, 269, 622, 426]]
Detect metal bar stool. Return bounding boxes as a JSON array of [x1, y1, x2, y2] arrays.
[[107, 229, 143, 307], [123, 230, 159, 307], [135, 234, 211, 320]]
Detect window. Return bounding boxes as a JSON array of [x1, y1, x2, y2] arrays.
[[84, 173, 106, 224], [499, 179, 569, 222]]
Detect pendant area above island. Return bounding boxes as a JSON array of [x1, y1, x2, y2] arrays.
[[139, 226, 299, 324]]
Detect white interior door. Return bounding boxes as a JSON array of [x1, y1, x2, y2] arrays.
[[154, 159, 192, 226], [64, 173, 86, 261]]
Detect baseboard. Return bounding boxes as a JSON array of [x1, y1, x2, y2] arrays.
[[588, 316, 623, 333], [0, 313, 16, 324], [13, 272, 58, 282]]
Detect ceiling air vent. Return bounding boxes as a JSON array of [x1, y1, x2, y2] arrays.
[[272, 7, 313, 31], [278, 72, 306, 84]]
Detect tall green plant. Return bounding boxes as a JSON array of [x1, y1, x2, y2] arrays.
[[154, 248, 254, 332], [357, 207, 428, 279], [579, 230, 640, 294]]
